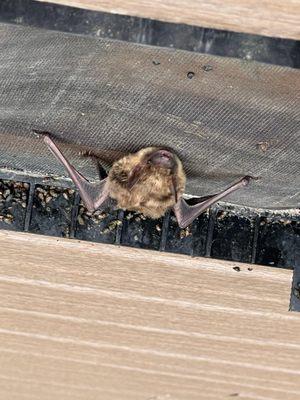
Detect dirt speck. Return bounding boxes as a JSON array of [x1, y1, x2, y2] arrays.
[[257, 141, 269, 152], [202, 64, 213, 72]]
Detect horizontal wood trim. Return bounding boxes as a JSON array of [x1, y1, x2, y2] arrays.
[[37, 0, 300, 40], [0, 230, 299, 399]]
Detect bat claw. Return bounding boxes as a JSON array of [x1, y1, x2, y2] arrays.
[[241, 175, 259, 186], [241, 176, 252, 186], [32, 129, 52, 139]]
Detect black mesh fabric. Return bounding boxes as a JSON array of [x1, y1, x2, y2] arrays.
[[0, 23, 299, 208]]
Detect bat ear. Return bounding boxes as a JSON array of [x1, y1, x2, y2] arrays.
[[127, 162, 147, 190]]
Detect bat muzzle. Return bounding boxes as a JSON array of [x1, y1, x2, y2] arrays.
[[149, 149, 176, 169]]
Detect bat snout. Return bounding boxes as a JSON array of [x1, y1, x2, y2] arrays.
[[149, 149, 176, 169]]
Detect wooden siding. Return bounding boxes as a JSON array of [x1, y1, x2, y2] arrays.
[[0, 230, 299, 399]]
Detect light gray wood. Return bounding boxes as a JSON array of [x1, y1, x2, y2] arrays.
[[0, 230, 299, 400], [37, 0, 300, 40], [1, 23, 300, 209]]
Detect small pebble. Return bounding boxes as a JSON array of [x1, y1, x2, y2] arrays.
[[37, 187, 47, 195], [50, 189, 58, 197], [78, 215, 85, 226], [180, 227, 192, 239], [45, 195, 52, 204], [38, 193, 44, 201]]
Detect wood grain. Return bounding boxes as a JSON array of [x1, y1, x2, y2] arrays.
[[37, 0, 300, 40], [0, 230, 299, 400]]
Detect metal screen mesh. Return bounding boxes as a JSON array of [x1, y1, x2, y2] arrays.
[[0, 23, 299, 208]]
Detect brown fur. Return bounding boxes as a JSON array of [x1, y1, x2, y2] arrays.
[[108, 147, 186, 219]]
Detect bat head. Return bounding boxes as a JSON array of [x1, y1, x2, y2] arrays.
[[108, 147, 186, 219]]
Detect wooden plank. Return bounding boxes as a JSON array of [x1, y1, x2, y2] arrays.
[[37, 0, 300, 40], [290, 236, 300, 311], [0, 230, 299, 400]]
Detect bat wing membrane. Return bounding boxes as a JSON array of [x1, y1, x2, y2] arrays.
[[173, 176, 252, 228], [44, 135, 109, 212], [43, 133, 253, 225]]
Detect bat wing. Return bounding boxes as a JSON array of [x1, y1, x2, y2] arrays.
[[173, 176, 253, 228], [184, 194, 216, 206], [44, 135, 109, 212]]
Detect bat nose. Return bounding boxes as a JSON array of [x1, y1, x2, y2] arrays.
[[159, 150, 172, 158], [150, 149, 175, 169]]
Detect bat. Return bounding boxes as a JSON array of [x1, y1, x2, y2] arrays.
[[41, 132, 253, 228]]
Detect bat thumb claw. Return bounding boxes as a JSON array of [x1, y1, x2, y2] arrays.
[[43, 135, 52, 146], [241, 175, 259, 186], [32, 129, 52, 139]]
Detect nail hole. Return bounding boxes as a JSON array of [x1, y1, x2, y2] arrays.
[[187, 71, 195, 79], [233, 266, 241, 272]]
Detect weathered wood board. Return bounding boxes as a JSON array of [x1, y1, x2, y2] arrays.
[[37, 0, 300, 40], [1, 24, 300, 209], [0, 230, 299, 399]]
